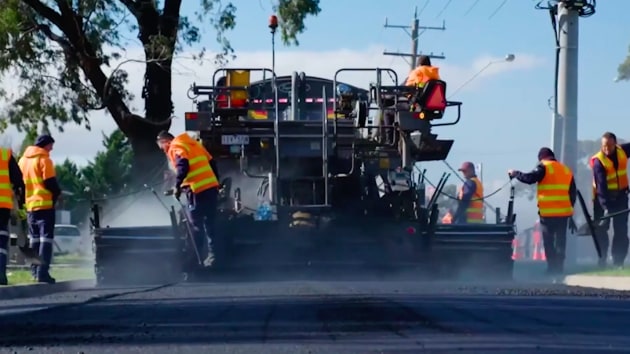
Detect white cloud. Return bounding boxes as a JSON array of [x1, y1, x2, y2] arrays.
[[0, 45, 544, 165]]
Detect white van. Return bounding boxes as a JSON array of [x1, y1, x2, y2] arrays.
[[54, 224, 84, 254]]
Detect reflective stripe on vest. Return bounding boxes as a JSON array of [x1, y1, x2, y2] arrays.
[[537, 160, 574, 217], [590, 146, 629, 198], [0, 148, 13, 209], [459, 177, 484, 223], [168, 137, 219, 193], [19, 156, 53, 211]]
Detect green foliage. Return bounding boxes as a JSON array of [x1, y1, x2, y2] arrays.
[[617, 45, 630, 81], [0, 0, 321, 137], [51, 129, 133, 223]]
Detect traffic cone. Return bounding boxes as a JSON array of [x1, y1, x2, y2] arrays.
[[511, 239, 522, 260]]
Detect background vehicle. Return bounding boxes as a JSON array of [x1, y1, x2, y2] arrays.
[[54, 224, 84, 255]]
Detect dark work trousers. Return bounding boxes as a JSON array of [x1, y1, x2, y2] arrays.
[[0, 208, 10, 276], [28, 209, 56, 278], [594, 198, 629, 266], [185, 187, 219, 262], [539, 216, 568, 273]]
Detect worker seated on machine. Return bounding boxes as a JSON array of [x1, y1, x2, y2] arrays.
[[404, 55, 441, 88], [405, 55, 442, 111]]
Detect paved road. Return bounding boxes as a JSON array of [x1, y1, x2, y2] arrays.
[[1, 270, 629, 354]]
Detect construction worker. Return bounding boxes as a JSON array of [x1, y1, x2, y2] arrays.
[[18, 135, 61, 284], [0, 147, 25, 285], [591, 132, 630, 268], [453, 162, 484, 224], [156, 131, 221, 269], [404, 55, 441, 88], [508, 147, 576, 274]]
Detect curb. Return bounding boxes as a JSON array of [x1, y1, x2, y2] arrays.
[[0, 279, 95, 300], [563, 275, 630, 291]]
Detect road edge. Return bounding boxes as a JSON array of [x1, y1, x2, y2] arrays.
[[0, 279, 95, 300], [563, 274, 630, 291]]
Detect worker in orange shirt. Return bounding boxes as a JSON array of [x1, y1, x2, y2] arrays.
[[404, 55, 441, 88], [157, 131, 222, 270], [18, 135, 61, 284]]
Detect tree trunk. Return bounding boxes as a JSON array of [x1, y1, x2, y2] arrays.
[[125, 119, 170, 188]]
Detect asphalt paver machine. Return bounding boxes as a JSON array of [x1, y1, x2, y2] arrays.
[[91, 67, 517, 285]]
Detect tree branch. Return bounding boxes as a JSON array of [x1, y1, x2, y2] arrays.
[[118, 0, 141, 19], [21, 0, 65, 30], [37, 23, 74, 52]]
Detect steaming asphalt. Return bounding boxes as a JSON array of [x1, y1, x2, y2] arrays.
[[1, 265, 630, 353]]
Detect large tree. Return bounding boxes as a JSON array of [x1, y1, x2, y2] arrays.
[[0, 0, 320, 178]]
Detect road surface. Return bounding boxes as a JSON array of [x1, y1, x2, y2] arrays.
[[0, 271, 629, 353]]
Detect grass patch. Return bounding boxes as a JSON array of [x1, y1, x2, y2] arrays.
[[579, 267, 630, 277], [5, 267, 94, 286], [53, 253, 93, 264]]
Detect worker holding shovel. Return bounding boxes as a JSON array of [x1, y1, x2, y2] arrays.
[[156, 131, 221, 270]]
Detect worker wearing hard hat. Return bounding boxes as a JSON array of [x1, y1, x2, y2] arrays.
[[590, 132, 630, 269], [508, 147, 576, 275], [157, 131, 222, 270], [18, 135, 61, 284], [0, 146, 25, 285], [453, 162, 484, 224], [404, 55, 441, 88]]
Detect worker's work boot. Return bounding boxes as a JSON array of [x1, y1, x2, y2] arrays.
[[203, 252, 215, 267], [36, 264, 56, 284]]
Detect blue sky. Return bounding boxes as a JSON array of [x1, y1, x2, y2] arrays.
[[3, 0, 629, 227]]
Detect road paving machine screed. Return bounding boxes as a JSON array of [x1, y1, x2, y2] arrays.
[[91, 67, 517, 285]]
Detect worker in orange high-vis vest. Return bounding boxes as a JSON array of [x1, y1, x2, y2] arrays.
[[0, 147, 25, 285], [18, 135, 62, 284], [157, 131, 222, 269], [453, 162, 485, 224], [591, 131, 630, 269], [508, 147, 576, 275], [404, 55, 441, 88]]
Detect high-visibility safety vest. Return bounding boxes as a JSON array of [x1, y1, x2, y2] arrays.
[[589, 146, 629, 198], [18, 146, 55, 211], [536, 160, 574, 217], [0, 148, 14, 210], [458, 177, 484, 223], [167, 133, 220, 194]]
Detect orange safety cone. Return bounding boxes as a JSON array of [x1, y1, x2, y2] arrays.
[[511, 238, 523, 260]]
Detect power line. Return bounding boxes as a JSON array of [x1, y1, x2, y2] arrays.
[[418, 0, 431, 17], [435, 0, 453, 18], [488, 0, 509, 20], [464, 0, 482, 16]]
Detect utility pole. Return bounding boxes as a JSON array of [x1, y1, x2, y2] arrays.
[[383, 7, 446, 71], [536, 0, 596, 267], [557, 1, 580, 175]]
